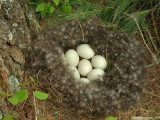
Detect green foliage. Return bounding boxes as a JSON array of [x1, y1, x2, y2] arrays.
[[2, 114, 13, 120], [31, 0, 72, 19], [18, 76, 35, 87], [29, 76, 35, 83], [11, 114, 19, 118], [27, 0, 43, 9], [46, 0, 103, 25], [7, 76, 49, 106], [18, 83, 29, 87], [61, 3, 72, 13], [53, 0, 60, 6], [36, 2, 55, 19], [8, 97, 19, 105], [105, 116, 117, 120], [34, 90, 49, 100], [2, 114, 19, 120], [119, 10, 149, 33], [0, 91, 10, 97], [28, 0, 159, 37], [8, 89, 28, 105], [101, 0, 151, 33], [36, 3, 46, 12]]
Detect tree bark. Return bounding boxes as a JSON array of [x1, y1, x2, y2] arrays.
[[0, 0, 39, 113]]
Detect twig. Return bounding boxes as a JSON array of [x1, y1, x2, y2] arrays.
[[144, 91, 160, 98], [127, 14, 159, 65], [33, 91, 38, 120], [146, 30, 158, 53], [147, 58, 160, 68], [74, 18, 85, 41], [132, 116, 160, 120]]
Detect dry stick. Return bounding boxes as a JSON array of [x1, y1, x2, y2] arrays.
[[74, 18, 85, 41], [147, 30, 159, 53], [128, 14, 159, 65], [147, 58, 160, 68], [144, 91, 160, 98], [33, 91, 38, 120]]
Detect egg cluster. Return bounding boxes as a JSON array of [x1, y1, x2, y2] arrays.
[[64, 44, 107, 83]]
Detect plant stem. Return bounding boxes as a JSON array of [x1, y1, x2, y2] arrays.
[[33, 91, 38, 120]]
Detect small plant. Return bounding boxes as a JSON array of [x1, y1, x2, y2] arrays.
[[8, 89, 28, 105], [53, 0, 60, 6], [36, 2, 55, 19], [34, 90, 49, 100], [61, 1, 72, 13], [105, 116, 117, 120], [29, 76, 35, 83], [2, 114, 19, 120], [1, 76, 49, 119], [34, 0, 72, 19], [0, 91, 10, 97], [7, 76, 49, 105]]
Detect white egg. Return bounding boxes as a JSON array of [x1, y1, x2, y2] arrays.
[[87, 69, 105, 81], [68, 66, 80, 79], [78, 59, 93, 76], [91, 55, 107, 69], [78, 78, 90, 84], [76, 44, 95, 59], [65, 49, 79, 67]]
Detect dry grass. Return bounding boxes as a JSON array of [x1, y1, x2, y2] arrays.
[[1, 63, 158, 120]]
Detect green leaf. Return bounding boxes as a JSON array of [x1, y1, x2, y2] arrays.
[[2, 114, 13, 120], [18, 83, 28, 87], [61, 3, 72, 13], [53, 0, 59, 6], [65, 0, 69, 3], [14, 89, 28, 102], [12, 113, 19, 118], [48, 6, 55, 13], [0, 91, 10, 97], [34, 90, 49, 100], [8, 89, 28, 105], [41, 7, 48, 19], [105, 116, 117, 120], [8, 97, 19, 105], [29, 76, 35, 83], [36, 3, 46, 12]]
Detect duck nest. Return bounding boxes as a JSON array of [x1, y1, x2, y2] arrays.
[[25, 18, 147, 117]]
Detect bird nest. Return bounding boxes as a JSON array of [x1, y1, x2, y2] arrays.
[[25, 18, 147, 117]]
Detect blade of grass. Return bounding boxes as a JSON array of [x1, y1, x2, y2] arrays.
[[127, 13, 159, 64]]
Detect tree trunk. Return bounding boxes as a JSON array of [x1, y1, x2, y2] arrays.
[[0, 0, 38, 114]]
